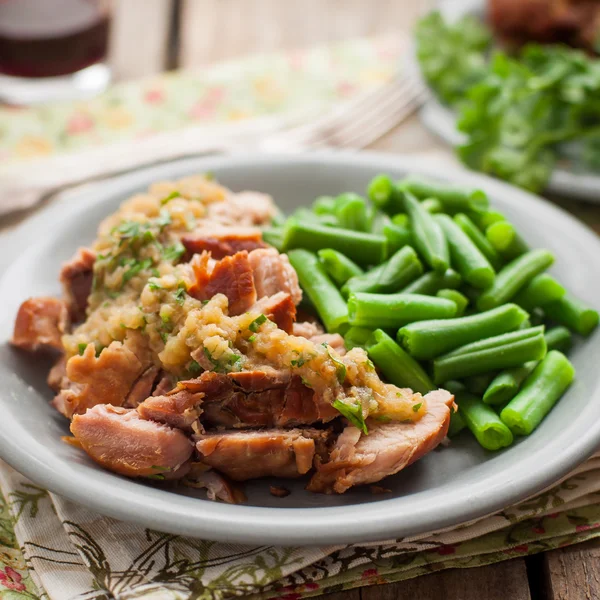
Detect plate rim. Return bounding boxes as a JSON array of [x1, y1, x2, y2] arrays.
[[408, 0, 600, 202], [1, 150, 600, 546]]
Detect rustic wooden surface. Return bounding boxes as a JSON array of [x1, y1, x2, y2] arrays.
[[5, 1, 600, 598]]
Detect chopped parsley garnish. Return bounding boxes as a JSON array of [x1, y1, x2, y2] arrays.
[[301, 377, 313, 388], [249, 314, 267, 332], [365, 358, 375, 371], [333, 399, 368, 435], [160, 332, 169, 343], [188, 360, 202, 375], [122, 258, 153, 287], [323, 343, 347, 384], [375, 415, 392, 423], [146, 473, 166, 481], [290, 357, 306, 368], [150, 465, 171, 472], [413, 402, 423, 413], [248, 334, 256, 342], [155, 209, 172, 230], [148, 280, 163, 291], [201, 299, 210, 305], [174, 284, 186, 305], [78, 343, 87, 356], [160, 191, 181, 205], [163, 242, 185, 263], [161, 314, 171, 325]]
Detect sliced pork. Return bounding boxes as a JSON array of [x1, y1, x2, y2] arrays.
[[181, 226, 267, 260], [54, 342, 146, 418], [71, 404, 193, 479], [207, 191, 276, 227], [190, 250, 257, 315], [308, 389, 455, 494], [12, 297, 69, 352], [60, 247, 96, 321], [251, 292, 296, 333], [195, 428, 331, 481], [248, 248, 302, 305], [124, 365, 160, 408]]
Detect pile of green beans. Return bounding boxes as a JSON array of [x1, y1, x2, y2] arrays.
[[272, 174, 598, 451]]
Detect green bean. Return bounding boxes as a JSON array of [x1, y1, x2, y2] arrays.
[[513, 274, 566, 312], [483, 362, 537, 406], [436, 289, 469, 317], [433, 329, 547, 384], [397, 304, 529, 360], [401, 269, 462, 294], [334, 193, 369, 232], [365, 329, 434, 394], [483, 325, 572, 406], [270, 211, 286, 227], [455, 390, 514, 450], [500, 351, 575, 435], [422, 198, 443, 214], [367, 174, 403, 214], [349, 292, 457, 329], [401, 191, 449, 273], [464, 373, 496, 396], [292, 208, 336, 226], [282, 219, 387, 266], [262, 227, 284, 251], [469, 208, 506, 230], [317, 249, 364, 287], [448, 408, 467, 437], [453, 213, 502, 270], [477, 249, 555, 311], [313, 195, 336, 215], [392, 213, 409, 227], [383, 223, 412, 257], [343, 246, 423, 296], [446, 326, 544, 357], [287, 249, 348, 334], [369, 210, 392, 235], [435, 214, 495, 289], [343, 326, 373, 350], [544, 326, 573, 353], [544, 293, 599, 336], [399, 176, 489, 213], [486, 221, 529, 260]]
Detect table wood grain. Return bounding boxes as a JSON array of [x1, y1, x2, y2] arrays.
[[23, 1, 600, 598]]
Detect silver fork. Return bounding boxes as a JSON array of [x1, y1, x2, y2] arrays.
[[260, 74, 428, 152]]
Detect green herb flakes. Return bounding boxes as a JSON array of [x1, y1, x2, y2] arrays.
[[413, 402, 423, 413], [160, 191, 181, 205], [163, 242, 185, 263], [333, 399, 368, 435], [78, 343, 87, 356], [249, 314, 267, 332]]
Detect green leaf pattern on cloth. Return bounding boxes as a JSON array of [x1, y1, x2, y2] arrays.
[[0, 457, 598, 598]]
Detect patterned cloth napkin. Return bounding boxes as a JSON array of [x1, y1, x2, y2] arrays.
[[1, 454, 600, 600], [0, 35, 404, 216]]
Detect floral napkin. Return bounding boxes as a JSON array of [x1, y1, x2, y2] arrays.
[[0, 35, 405, 216], [0, 453, 600, 600]]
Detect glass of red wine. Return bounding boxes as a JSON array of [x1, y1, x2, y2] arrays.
[[0, 0, 112, 105]]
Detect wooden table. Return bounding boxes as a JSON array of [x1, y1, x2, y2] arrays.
[[9, 1, 600, 598]]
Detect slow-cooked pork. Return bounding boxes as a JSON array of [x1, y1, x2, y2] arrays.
[[195, 428, 331, 480], [181, 225, 267, 260], [60, 247, 96, 321], [71, 404, 193, 478], [12, 297, 69, 352], [308, 390, 455, 493], [248, 248, 302, 305]]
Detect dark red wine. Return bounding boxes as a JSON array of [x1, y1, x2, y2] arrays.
[[0, 0, 111, 78]]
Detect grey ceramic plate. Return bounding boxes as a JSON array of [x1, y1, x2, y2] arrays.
[[409, 0, 600, 202], [1, 152, 599, 546]]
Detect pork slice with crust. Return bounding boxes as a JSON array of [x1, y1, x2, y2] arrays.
[[189, 250, 257, 315], [248, 248, 302, 305], [251, 292, 296, 333], [138, 369, 329, 430], [71, 404, 193, 479], [181, 225, 267, 260], [53, 342, 145, 418], [12, 297, 69, 352], [60, 247, 96, 321], [195, 428, 331, 481], [307, 389, 455, 494]]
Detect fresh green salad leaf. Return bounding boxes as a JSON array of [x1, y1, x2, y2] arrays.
[[416, 12, 600, 192]]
